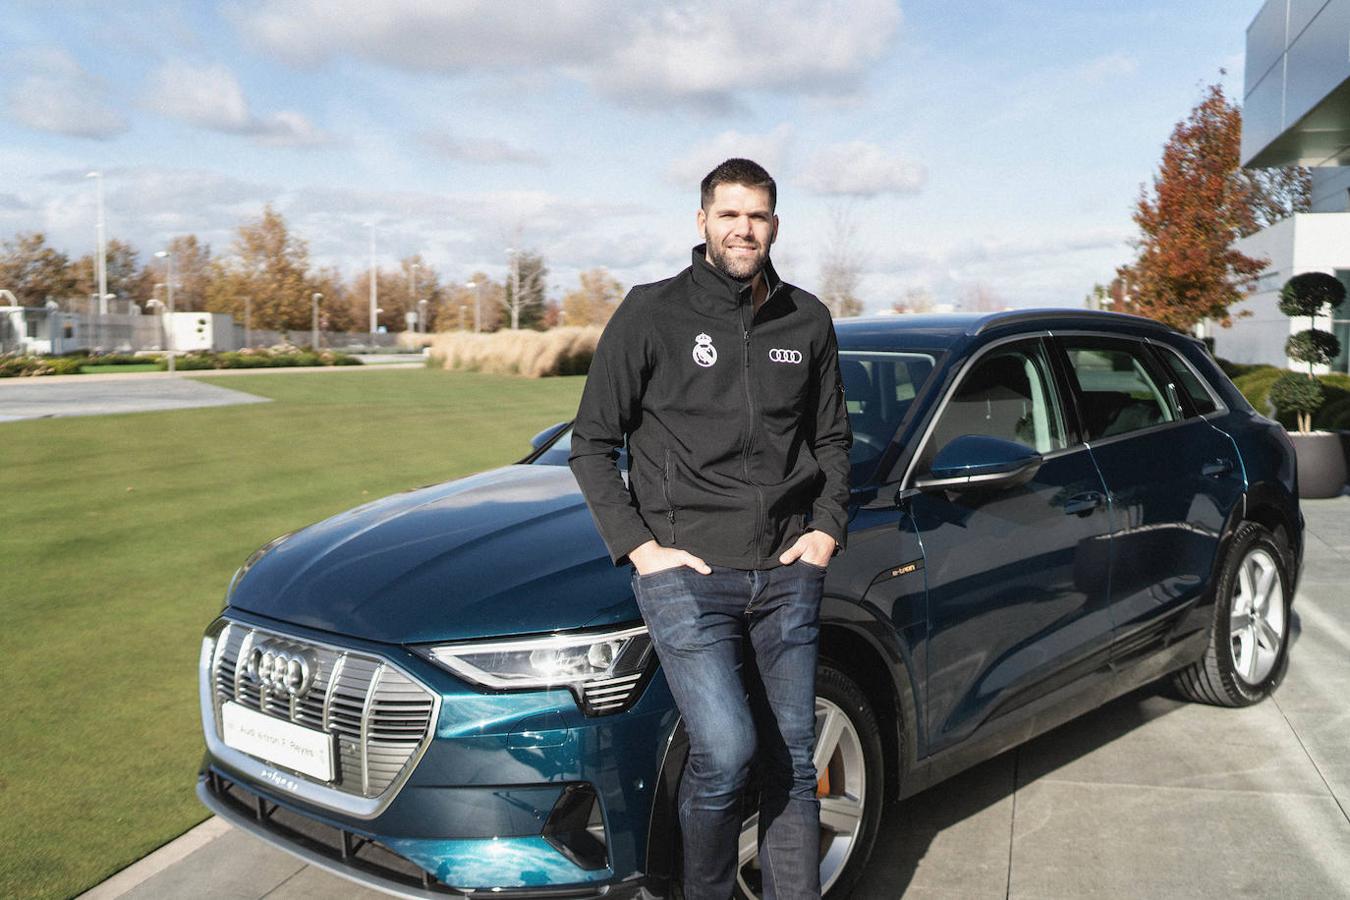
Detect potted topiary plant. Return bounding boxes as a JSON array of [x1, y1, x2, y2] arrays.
[[1270, 271, 1347, 498]]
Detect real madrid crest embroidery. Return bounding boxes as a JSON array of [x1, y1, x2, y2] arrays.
[[692, 332, 717, 368]]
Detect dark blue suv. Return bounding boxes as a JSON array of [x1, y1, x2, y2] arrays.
[[197, 309, 1303, 898]]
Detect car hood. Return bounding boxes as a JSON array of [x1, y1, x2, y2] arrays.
[[227, 464, 637, 644]]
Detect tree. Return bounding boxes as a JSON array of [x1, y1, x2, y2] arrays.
[[0, 232, 76, 307], [72, 238, 155, 305], [504, 250, 548, 330], [204, 205, 312, 330], [561, 268, 624, 326], [308, 266, 357, 335], [1241, 165, 1312, 236], [891, 287, 935, 315], [441, 274, 504, 332], [1272, 272, 1347, 433], [1116, 82, 1268, 331], [958, 282, 1003, 312], [819, 205, 865, 318]]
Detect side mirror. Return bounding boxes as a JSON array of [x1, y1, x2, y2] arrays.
[[529, 420, 571, 451], [914, 435, 1042, 493]]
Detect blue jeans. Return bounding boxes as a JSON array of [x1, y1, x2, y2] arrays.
[[630, 560, 826, 900]]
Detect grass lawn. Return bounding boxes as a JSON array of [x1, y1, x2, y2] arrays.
[[78, 363, 162, 374], [0, 368, 585, 900]]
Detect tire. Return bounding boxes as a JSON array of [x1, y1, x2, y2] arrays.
[[732, 663, 885, 899], [1172, 521, 1292, 707]]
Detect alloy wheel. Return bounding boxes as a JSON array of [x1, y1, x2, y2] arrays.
[[1228, 546, 1286, 686], [734, 696, 867, 897]]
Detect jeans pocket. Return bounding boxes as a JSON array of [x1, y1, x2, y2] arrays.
[[795, 557, 829, 573]]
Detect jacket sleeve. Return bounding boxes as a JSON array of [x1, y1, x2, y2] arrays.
[[568, 293, 656, 567], [807, 317, 854, 554]]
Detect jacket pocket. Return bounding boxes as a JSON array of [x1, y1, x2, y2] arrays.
[[662, 448, 677, 544]]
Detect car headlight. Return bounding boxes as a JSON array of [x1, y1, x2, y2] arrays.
[[420, 625, 654, 716]]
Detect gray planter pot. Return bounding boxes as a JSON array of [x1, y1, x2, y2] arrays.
[[1290, 431, 1348, 499]]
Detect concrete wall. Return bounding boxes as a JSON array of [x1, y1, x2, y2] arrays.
[[1312, 167, 1350, 212]]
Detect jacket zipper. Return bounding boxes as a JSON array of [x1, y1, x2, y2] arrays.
[[662, 448, 676, 544], [740, 291, 772, 561]]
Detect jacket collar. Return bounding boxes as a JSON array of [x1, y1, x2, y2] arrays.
[[689, 243, 784, 313]]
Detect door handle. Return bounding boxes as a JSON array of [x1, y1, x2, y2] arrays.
[[1063, 491, 1105, 516], [1202, 459, 1234, 478]]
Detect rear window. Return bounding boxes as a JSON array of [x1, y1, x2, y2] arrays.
[[1153, 344, 1219, 417]]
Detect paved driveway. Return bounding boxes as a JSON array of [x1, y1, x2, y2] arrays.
[[0, 377, 269, 420], [84, 497, 1350, 899]]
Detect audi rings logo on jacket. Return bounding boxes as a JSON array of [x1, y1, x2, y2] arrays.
[[244, 642, 317, 698], [692, 332, 718, 368], [768, 348, 803, 364]]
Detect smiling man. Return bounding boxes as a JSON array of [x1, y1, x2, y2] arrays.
[[568, 158, 853, 899]]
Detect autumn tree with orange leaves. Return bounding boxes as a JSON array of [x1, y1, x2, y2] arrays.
[[1117, 82, 1286, 332]]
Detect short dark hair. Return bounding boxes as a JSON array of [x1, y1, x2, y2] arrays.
[[700, 158, 776, 211]]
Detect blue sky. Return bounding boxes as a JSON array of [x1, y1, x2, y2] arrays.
[[0, 1, 1259, 311]]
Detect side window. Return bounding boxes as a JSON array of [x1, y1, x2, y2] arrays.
[[1153, 344, 1219, 417], [926, 340, 1066, 461], [1060, 337, 1178, 440]]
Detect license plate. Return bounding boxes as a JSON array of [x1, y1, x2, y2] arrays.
[[221, 701, 335, 781]]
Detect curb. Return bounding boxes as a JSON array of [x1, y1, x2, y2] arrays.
[[76, 817, 233, 899]]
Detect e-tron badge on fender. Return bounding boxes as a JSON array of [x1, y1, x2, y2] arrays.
[[692, 332, 718, 368]]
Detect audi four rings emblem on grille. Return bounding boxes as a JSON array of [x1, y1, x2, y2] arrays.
[[769, 348, 803, 364], [245, 642, 317, 697]]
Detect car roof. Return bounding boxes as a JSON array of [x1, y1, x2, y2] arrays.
[[835, 308, 1180, 352]]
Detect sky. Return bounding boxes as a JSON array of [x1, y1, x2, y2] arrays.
[[0, 1, 1261, 312]]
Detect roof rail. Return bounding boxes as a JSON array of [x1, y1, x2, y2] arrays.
[[970, 308, 1179, 336]]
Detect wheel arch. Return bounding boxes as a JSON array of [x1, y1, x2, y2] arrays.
[[817, 608, 918, 805]]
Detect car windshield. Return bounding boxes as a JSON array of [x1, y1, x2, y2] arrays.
[[532, 349, 939, 484]]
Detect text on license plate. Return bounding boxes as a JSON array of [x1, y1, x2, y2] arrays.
[[221, 701, 335, 781]]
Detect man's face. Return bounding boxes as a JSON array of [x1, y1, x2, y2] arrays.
[[697, 183, 778, 281]]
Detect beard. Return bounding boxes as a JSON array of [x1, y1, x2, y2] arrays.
[[704, 230, 770, 281]]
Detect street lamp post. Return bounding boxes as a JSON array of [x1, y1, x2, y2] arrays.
[[85, 171, 107, 315], [311, 292, 322, 349], [465, 280, 481, 333], [154, 249, 175, 374], [418, 298, 428, 334], [505, 247, 522, 330], [243, 297, 252, 348], [409, 262, 420, 333], [366, 222, 378, 339]]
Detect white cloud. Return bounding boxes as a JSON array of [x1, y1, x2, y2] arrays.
[[1075, 52, 1138, 83], [419, 132, 546, 167], [5, 48, 128, 140], [666, 125, 794, 185], [234, 0, 903, 109], [798, 142, 925, 197], [145, 61, 331, 146]]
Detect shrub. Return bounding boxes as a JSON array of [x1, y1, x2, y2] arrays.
[[1270, 373, 1324, 430], [428, 326, 601, 378], [154, 350, 361, 371], [1214, 357, 1274, 380], [1285, 330, 1341, 368]]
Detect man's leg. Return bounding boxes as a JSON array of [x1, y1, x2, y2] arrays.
[[744, 560, 825, 900], [631, 564, 755, 900]]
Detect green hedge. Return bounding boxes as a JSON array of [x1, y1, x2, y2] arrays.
[[155, 349, 362, 371], [0, 356, 83, 377], [1232, 366, 1350, 430]]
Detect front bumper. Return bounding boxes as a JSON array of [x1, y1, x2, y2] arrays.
[[198, 610, 679, 897]]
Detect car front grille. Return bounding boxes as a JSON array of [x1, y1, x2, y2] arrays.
[[208, 620, 436, 800]]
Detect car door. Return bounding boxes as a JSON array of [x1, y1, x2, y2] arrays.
[[1051, 334, 1245, 660], [904, 335, 1114, 755]]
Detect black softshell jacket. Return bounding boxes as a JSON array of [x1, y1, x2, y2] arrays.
[[568, 245, 853, 570]]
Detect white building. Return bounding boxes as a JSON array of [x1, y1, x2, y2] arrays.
[[1208, 0, 1350, 373], [1212, 214, 1350, 372], [0, 305, 88, 355]]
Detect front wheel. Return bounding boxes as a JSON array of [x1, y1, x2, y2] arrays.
[[733, 664, 884, 899], [1172, 521, 1292, 706]]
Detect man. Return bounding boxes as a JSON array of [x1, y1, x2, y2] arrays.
[[568, 158, 852, 900]]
